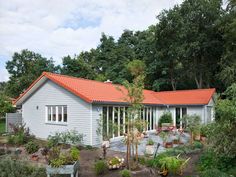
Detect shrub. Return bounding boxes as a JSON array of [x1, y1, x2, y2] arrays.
[[159, 155, 190, 174], [94, 160, 107, 176], [147, 138, 154, 145], [7, 124, 34, 145], [193, 141, 203, 149], [200, 168, 229, 177], [146, 152, 168, 168], [159, 112, 172, 126], [120, 169, 132, 177], [47, 130, 84, 147], [0, 158, 46, 177], [25, 141, 39, 154], [70, 146, 80, 161]]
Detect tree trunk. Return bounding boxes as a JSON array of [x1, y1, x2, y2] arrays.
[[135, 142, 138, 162]]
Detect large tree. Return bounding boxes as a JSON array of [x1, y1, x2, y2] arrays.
[[179, 0, 223, 89], [5, 49, 57, 98]]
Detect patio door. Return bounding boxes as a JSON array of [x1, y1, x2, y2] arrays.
[[175, 107, 187, 129]]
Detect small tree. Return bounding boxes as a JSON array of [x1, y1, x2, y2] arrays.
[[182, 114, 201, 145], [119, 59, 146, 169]]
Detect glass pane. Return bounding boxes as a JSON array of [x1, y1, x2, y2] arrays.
[[108, 107, 113, 138], [114, 107, 118, 137], [102, 107, 107, 139], [58, 106, 62, 122], [52, 106, 56, 121], [48, 106, 51, 121], [63, 106, 67, 122], [120, 107, 124, 136], [151, 108, 154, 130], [176, 108, 180, 128]]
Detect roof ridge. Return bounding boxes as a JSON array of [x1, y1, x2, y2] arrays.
[[44, 72, 126, 87], [156, 88, 215, 94]]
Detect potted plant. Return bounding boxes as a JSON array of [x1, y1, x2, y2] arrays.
[[107, 156, 124, 170], [159, 131, 168, 147], [165, 136, 173, 148], [145, 138, 155, 155], [46, 146, 80, 177]]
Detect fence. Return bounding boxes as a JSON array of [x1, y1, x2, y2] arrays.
[[6, 113, 22, 132]]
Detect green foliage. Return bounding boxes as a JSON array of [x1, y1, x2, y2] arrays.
[[0, 119, 5, 134], [159, 131, 168, 142], [146, 153, 168, 168], [193, 141, 203, 149], [109, 157, 120, 165], [207, 85, 236, 158], [48, 146, 80, 168], [47, 130, 84, 147], [198, 150, 236, 172], [146, 138, 154, 145], [25, 141, 39, 154], [5, 49, 57, 98], [0, 94, 15, 117], [159, 155, 189, 174], [94, 160, 108, 176], [120, 169, 132, 177], [0, 158, 46, 177], [127, 59, 146, 77], [7, 124, 34, 145], [70, 146, 80, 161], [200, 169, 229, 177], [182, 114, 201, 135], [159, 112, 173, 126]]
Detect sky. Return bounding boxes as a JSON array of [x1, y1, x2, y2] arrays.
[[0, 0, 182, 82]]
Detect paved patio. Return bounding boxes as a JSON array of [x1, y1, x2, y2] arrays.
[[109, 132, 190, 155]]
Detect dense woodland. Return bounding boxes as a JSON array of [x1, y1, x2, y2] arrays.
[[1, 0, 235, 99]]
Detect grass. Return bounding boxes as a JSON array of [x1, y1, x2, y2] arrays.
[[0, 119, 5, 134]]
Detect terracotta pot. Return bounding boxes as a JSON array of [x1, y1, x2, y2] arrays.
[[173, 139, 179, 144], [31, 154, 39, 161], [165, 142, 173, 148]]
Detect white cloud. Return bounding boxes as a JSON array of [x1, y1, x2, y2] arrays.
[[0, 0, 182, 81]]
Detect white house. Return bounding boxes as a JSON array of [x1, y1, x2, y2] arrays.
[[14, 72, 215, 146]]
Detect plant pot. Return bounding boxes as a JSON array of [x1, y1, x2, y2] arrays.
[[46, 160, 79, 176], [165, 142, 173, 148], [102, 140, 110, 148], [145, 145, 154, 155], [173, 139, 179, 144], [31, 154, 39, 161]]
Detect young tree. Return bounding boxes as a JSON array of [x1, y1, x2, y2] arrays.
[[119, 60, 146, 169]]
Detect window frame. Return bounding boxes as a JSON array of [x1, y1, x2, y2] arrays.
[[45, 105, 68, 125]]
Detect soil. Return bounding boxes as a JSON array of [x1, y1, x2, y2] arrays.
[[78, 148, 201, 177], [0, 136, 201, 177]]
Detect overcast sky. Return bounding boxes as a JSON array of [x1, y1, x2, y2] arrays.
[[0, 0, 182, 82]]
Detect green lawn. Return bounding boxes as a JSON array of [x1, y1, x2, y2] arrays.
[[0, 119, 6, 134]]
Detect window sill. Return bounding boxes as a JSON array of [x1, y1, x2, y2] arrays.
[[45, 122, 68, 126]]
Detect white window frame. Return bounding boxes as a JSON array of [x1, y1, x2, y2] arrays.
[[45, 105, 68, 125]]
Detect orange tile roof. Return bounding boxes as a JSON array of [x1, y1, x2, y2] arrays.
[[154, 88, 215, 105], [14, 72, 215, 105]]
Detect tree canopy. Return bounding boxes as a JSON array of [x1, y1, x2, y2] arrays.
[[2, 0, 235, 98]]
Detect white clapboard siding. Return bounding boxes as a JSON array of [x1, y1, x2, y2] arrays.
[[22, 80, 92, 145]]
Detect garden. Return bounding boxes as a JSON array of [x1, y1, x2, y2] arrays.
[[0, 68, 235, 177]]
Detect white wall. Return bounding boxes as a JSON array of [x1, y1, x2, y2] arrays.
[[22, 80, 92, 145], [92, 105, 102, 146]]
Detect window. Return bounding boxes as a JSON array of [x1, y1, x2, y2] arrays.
[[46, 105, 67, 124]]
